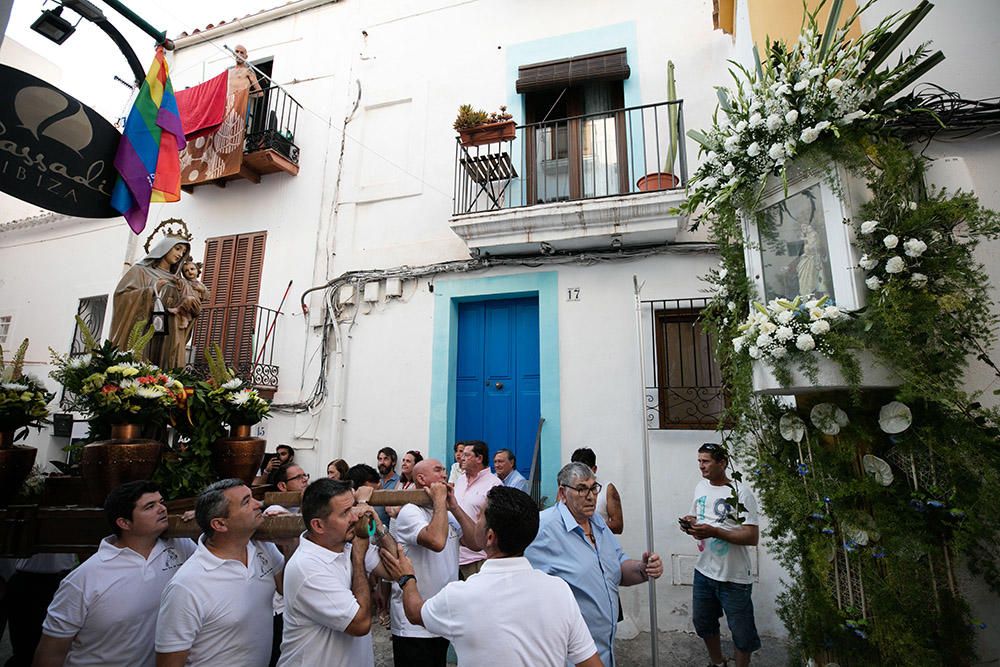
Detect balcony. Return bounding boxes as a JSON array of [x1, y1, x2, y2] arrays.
[[186, 304, 282, 398], [182, 85, 301, 192], [450, 101, 688, 255]]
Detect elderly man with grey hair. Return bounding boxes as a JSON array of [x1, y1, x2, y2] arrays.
[[156, 479, 285, 667], [525, 462, 663, 667]]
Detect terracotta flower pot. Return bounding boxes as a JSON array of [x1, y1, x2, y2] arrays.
[[0, 430, 37, 506], [636, 172, 680, 191], [80, 424, 163, 507], [458, 120, 516, 147], [211, 432, 266, 487]]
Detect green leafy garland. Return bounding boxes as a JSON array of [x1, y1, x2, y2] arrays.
[[686, 2, 1000, 664]]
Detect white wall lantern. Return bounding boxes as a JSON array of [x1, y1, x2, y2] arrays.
[[742, 163, 868, 311]]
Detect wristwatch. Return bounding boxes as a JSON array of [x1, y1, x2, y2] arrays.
[[398, 574, 417, 588]]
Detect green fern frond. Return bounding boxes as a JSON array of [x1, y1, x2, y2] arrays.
[[11, 338, 29, 378], [127, 320, 154, 358], [205, 344, 234, 385], [74, 315, 100, 352]]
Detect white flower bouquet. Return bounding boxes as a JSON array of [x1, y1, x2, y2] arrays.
[[734, 295, 846, 362]]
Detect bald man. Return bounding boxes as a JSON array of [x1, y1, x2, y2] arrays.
[[388, 460, 481, 667]]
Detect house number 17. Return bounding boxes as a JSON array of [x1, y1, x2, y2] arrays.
[[566, 288, 581, 301]]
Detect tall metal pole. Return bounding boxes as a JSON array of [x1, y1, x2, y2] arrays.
[[632, 275, 659, 665]]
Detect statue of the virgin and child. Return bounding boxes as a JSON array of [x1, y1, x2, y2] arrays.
[[109, 220, 209, 370]]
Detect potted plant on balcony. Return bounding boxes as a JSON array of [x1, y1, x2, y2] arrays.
[[204, 345, 270, 486], [50, 318, 183, 505], [637, 60, 682, 191], [454, 104, 516, 147], [0, 339, 54, 504]]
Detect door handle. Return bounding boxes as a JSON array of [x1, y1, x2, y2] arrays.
[[495, 381, 504, 390]]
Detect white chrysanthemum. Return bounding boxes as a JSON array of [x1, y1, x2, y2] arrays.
[[785, 109, 799, 124], [840, 109, 866, 125], [724, 135, 740, 153], [67, 354, 92, 369], [808, 67, 824, 78], [776, 309, 795, 325], [810, 319, 831, 335], [748, 346, 761, 360], [770, 346, 787, 359], [727, 301, 736, 311], [748, 112, 763, 128], [823, 306, 843, 320], [2, 382, 28, 391], [826, 78, 843, 92], [746, 142, 760, 157], [885, 256, 905, 274], [228, 389, 257, 406], [883, 234, 899, 249], [903, 238, 927, 258], [723, 162, 736, 176], [908, 201, 918, 211], [119, 379, 138, 389], [910, 273, 928, 288], [865, 275, 882, 291], [800, 127, 820, 144], [858, 254, 878, 270], [756, 333, 773, 348], [136, 386, 165, 399], [860, 220, 879, 234], [814, 121, 831, 131], [795, 333, 816, 352], [222, 378, 243, 390], [766, 114, 783, 132], [775, 326, 794, 342], [793, 80, 808, 92], [735, 120, 748, 133], [768, 143, 785, 160]]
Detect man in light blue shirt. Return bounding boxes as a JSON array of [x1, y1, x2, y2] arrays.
[[493, 449, 530, 493], [525, 462, 663, 667]]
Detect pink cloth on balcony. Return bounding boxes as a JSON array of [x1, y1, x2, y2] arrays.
[[175, 71, 228, 139]]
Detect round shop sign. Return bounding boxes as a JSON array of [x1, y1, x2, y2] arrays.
[[0, 64, 121, 218]]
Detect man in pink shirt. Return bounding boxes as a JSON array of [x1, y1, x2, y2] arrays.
[[452, 441, 502, 579]]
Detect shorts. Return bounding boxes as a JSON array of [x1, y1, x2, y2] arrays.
[[692, 569, 762, 653]]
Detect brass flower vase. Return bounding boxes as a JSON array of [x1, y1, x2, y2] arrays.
[[80, 423, 163, 507], [210, 424, 265, 486], [0, 430, 37, 506]]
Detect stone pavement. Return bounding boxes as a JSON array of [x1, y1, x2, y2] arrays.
[[2, 620, 789, 665]]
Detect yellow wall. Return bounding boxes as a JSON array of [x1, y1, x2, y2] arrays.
[[748, 0, 861, 55]]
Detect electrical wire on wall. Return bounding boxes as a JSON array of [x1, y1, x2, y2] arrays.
[[270, 241, 716, 413]]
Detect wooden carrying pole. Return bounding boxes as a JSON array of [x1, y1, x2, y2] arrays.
[[164, 488, 432, 540], [633, 275, 659, 666]]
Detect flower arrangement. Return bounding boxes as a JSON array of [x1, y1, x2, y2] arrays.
[[0, 339, 54, 441], [50, 319, 183, 426], [734, 295, 845, 361], [682, 3, 941, 219], [205, 345, 270, 427], [686, 2, 1000, 664]]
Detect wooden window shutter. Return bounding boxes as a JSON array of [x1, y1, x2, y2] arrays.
[[516, 48, 630, 93], [191, 231, 267, 369]]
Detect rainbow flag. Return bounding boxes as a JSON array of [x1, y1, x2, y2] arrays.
[[111, 46, 186, 234]]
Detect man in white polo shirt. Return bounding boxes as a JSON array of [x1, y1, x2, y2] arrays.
[[156, 479, 284, 667], [380, 486, 602, 667], [389, 458, 482, 667], [33, 481, 195, 667], [278, 478, 396, 667]]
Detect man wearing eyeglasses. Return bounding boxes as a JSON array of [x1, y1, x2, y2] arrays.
[[680, 443, 761, 667], [525, 462, 663, 667]]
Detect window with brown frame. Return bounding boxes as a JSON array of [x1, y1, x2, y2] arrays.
[[518, 49, 631, 205], [653, 308, 728, 429]]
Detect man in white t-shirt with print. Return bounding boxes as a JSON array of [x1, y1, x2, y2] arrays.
[[156, 479, 285, 667], [681, 443, 762, 667], [380, 485, 602, 667], [34, 480, 195, 667], [389, 458, 482, 667], [278, 478, 397, 667]]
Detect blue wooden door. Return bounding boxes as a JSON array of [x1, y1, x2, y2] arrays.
[[455, 297, 540, 478]]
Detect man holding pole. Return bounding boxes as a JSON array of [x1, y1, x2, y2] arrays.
[[525, 462, 663, 667]]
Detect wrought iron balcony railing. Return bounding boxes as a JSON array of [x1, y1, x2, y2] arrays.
[[245, 84, 301, 165], [187, 304, 281, 397], [453, 100, 687, 216]]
